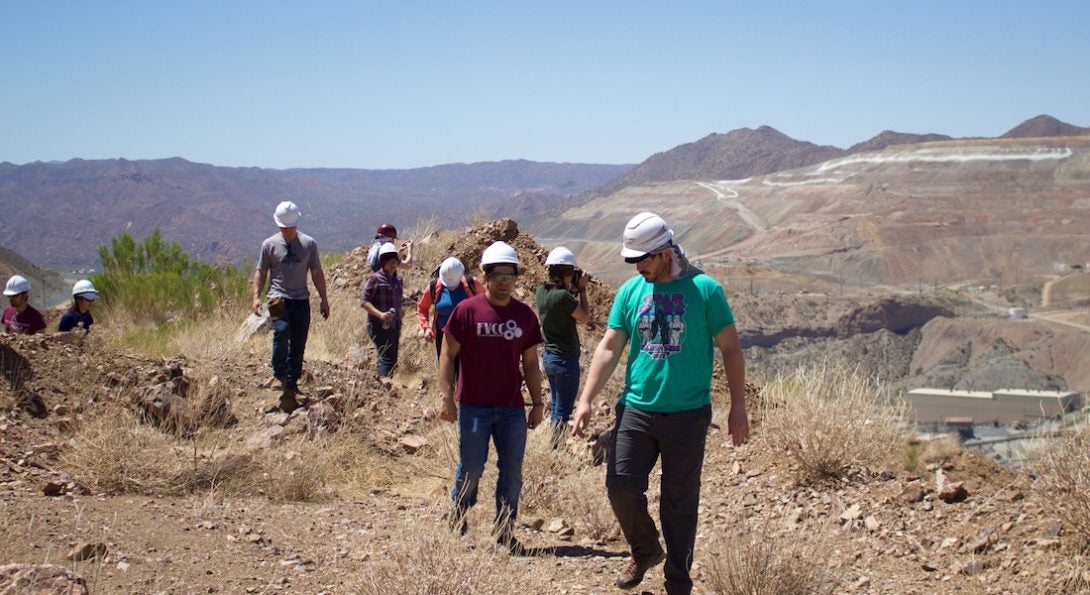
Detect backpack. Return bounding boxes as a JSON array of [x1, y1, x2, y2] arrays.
[[428, 266, 478, 302]]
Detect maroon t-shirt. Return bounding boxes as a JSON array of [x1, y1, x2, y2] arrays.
[[2, 305, 46, 335], [443, 294, 543, 408]]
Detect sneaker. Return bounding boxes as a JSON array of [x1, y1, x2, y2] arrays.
[[614, 547, 666, 590]]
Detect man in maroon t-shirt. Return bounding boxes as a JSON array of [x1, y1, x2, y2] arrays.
[[3, 275, 47, 335], [439, 241, 544, 554]]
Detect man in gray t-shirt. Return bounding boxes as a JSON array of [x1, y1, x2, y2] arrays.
[[252, 201, 330, 412]]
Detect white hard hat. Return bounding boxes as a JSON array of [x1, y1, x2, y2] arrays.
[[480, 241, 520, 269], [72, 279, 99, 300], [273, 201, 301, 227], [3, 275, 30, 296], [545, 247, 577, 267], [621, 212, 673, 260], [439, 257, 465, 289], [378, 243, 399, 258]]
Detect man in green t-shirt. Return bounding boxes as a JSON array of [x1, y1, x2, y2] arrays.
[[572, 212, 749, 595]]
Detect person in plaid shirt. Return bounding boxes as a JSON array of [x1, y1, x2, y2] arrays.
[[361, 243, 404, 377]]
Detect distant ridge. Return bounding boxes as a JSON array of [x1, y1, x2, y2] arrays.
[[594, 125, 844, 195], [587, 114, 1089, 198], [0, 158, 630, 268], [1001, 115, 1090, 139], [848, 130, 953, 153]]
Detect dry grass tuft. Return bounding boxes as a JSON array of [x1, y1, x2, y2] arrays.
[[351, 517, 538, 594], [61, 411, 189, 495], [706, 523, 837, 595], [758, 364, 905, 483], [1035, 418, 1090, 550], [556, 465, 620, 542], [519, 428, 585, 515], [902, 434, 962, 472]]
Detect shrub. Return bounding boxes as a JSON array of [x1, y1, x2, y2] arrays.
[[706, 524, 836, 595], [1036, 418, 1090, 550], [60, 411, 258, 496], [758, 364, 905, 483], [351, 518, 537, 594], [93, 230, 250, 324]]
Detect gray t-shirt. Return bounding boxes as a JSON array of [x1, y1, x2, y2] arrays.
[[257, 231, 321, 300]]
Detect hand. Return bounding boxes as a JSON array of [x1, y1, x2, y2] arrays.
[[577, 272, 591, 290], [424, 327, 435, 341], [251, 298, 263, 316], [439, 398, 457, 423], [382, 310, 395, 322], [527, 404, 544, 429], [728, 406, 750, 446], [571, 401, 592, 437], [320, 299, 330, 320]]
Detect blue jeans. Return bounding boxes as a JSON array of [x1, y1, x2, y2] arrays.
[[271, 299, 310, 388], [450, 404, 528, 530], [367, 322, 400, 377], [542, 352, 580, 428]]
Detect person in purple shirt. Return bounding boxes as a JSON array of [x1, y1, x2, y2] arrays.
[[439, 241, 544, 554], [361, 243, 404, 377], [2, 275, 46, 335]]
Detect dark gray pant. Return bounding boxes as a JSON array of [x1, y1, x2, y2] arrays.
[[606, 401, 711, 595]]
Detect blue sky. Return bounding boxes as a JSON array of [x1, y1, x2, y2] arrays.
[[2, 1, 1088, 169]]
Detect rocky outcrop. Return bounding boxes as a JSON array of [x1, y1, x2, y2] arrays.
[[835, 297, 954, 337]]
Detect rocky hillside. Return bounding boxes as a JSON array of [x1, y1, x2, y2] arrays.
[[1002, 114, 1090, 139], [847, 130, 953, 153], [534, 135, 1090, 290], [0, 244, 67, 305], [593, 125, 844, 196]]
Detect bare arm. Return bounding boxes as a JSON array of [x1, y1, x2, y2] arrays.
[[398, 240, 414, 269], [251, 269, 268, 315], [714, 324, 749, 446], [311, 267, 329, 318], [571, 327, 628, 436], [522, 344, 544, 429], [438, 332, 461, 422]]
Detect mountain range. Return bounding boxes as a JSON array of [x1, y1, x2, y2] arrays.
[[1, 114, 1087, 273]]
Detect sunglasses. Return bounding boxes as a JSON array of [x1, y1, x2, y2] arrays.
[[624, 251, 664, 264], [489, 272, 518, 282]]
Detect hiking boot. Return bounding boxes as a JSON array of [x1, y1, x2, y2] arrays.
[[614, 547, 666, 590], [278, 382, 300, 413], [496, 531, 526, 556]]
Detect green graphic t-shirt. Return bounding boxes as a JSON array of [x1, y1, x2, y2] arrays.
[[607, 271, 735, 412]]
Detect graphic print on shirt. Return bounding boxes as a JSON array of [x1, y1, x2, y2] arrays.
[[636, 293, 685, 359], [476, 319, 525, 341]]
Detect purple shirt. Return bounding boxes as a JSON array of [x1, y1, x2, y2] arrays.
[[443, 294, 543, 408], [361, 269, 404, 327]]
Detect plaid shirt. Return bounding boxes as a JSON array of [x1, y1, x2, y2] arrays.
[[361, 268, 403, 326]]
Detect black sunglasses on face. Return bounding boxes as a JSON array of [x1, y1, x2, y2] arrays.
[[624, 251, 663, 264]]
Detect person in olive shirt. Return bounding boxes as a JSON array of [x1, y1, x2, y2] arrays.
[[535, 247, 590, 442]]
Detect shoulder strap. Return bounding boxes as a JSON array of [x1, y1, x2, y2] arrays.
[[464, 276, 478, 295]]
